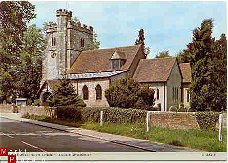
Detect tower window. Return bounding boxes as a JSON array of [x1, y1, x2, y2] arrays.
[[81, 38, 84, 47], [82, 85, 89, 100], [52, 36, 56, 46], [95, 84, 102, 100]]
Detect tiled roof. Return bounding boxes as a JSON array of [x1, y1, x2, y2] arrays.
[[133, 57, 176, 82], [67, 70, 125, 79], [67, 45, 141, 74], [179, 63, 192, 83]]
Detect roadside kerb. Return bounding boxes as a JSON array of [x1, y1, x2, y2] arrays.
[[0, 113, 200, 152]]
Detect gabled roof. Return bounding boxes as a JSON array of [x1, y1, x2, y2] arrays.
[[110, 50, 126, 60], [67, 45, 141, 74], [179, 63, 192, 83], [133, 57, 176, 82]]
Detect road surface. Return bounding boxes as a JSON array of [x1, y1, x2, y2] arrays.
[[0, 117, 145, 152]]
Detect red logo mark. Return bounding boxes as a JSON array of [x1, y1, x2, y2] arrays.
[[0, 148, 8, 156], [8, 155, 16, 163]]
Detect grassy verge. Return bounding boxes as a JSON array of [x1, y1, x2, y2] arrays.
[[22, 114, 227, 152]]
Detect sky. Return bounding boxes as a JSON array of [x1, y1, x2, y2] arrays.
[[30, 1, 227, 58]]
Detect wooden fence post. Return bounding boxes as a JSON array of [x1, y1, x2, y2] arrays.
[[100, 111, 103, 127], [218, 114, 223, 142], [146, 111, 151, 132]]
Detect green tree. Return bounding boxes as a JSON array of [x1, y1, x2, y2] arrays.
[[105, 78, 155, 110], [48, 78, 86, 107], [155, 50, 171, 58], [188, 19, 226, 111], [17, 25, 47, 100], [0, 1, 35, 102], [176, 50, 192, 63], [92, 31, 100, 50]]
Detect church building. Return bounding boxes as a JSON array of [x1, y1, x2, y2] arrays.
[[39, 9, 192, 111]]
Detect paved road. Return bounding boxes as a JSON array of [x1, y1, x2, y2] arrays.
[[0, 117, 145, 152]]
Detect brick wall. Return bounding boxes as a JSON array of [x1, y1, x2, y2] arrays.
[[149, 111, 200, 129], [0, 104, 14, 113]]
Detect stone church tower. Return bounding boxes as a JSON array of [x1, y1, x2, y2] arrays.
[[42, 9, 93, 82]]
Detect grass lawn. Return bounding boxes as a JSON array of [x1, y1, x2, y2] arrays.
[[22, 114, 227, 152]]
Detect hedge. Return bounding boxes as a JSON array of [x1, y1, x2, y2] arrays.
[[56, 106, 147, 124], [195, 111, 220, 130]]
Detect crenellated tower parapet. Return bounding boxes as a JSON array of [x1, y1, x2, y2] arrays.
[[42, 9, 94, 82], [67, 21, 93, 35], [56, 9, 72, 18], [46, 22, 57, 33]]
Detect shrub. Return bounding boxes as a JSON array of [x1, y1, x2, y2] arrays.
[[105, 78, 155, 110], [178, 103, 185, 112], [56, 105, 82, 120], [6, 97, 12, 104], [195, 111, 220, 130], [55, 106, 147, 124], [169, 106, 177, 112], [27, 99, 33, 105], [103, 108, 147, 124], [33, 99, 41, 106]]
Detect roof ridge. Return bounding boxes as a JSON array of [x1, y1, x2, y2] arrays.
[[140, 57, 176, 61], [82, 44, 140, 53]]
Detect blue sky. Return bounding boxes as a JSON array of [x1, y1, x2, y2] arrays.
[[30, 1, 227, 58]]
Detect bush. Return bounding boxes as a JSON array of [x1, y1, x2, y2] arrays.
[[195, 111, 220, 130], [56, 105, 82, 120], [33, 99, 41, 106], [105, 78, 155, 110], [169, 106, 177, 112], [178, 103, 185, 112], [55, 106, 147, 124], [6, 97, 12, 104], [27, 99, 33, 106]]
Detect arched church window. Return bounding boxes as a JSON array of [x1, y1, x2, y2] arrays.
[[95, 84, 102, 100], [82, 85, 89, 100]]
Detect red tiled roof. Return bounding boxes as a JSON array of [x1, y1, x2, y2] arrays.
[[133, 57, 176, 82], [179, 63, 192, 83], [67, 45, 141, 74]]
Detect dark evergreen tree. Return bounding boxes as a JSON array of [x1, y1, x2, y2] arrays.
[[189, 19, 226, 111], [135, 29, 145, 49], [48, 78, 86, 107], [135, 29, 150, 57]]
